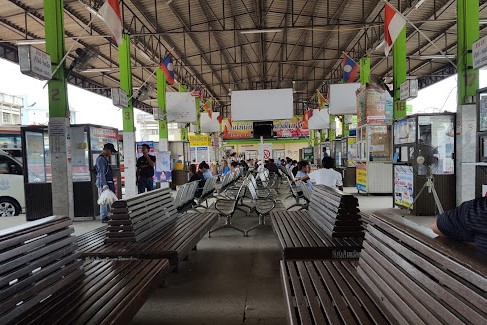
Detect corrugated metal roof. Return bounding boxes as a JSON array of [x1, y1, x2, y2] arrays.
[[0, 0, 486, 115]]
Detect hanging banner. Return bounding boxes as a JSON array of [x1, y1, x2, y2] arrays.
[[356, 163, 367, 192], [223, 116, 310, 139], [189, 135, 211, 147]]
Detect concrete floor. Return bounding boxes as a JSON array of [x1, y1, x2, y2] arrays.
[[0, 186, 437, 324]]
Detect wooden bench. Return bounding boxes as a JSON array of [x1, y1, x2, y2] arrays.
[[0, 216, 170, 325], [308, 185, 363, 238], [271, 210, 362, 260], [105, 188, 177, 242], [77, 188, 218, 268], [280, 212, 487, 324]]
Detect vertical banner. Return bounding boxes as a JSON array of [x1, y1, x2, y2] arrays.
[[356, 162, 367, 192], [155, 151, 172, 182]]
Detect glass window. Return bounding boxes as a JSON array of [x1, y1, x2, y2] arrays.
[[417, 115, 455, 175], [2, 113, 11, 124], [25, 131, 48, 183]]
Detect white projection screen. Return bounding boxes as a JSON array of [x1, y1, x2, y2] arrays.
[[308, 109, 330, 130], [200, 112, 221, 133], [166, 92, 197, 122], [329, 83, 360, 115], [231, 89, 293, 121]]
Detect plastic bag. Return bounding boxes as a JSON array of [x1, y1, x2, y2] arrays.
[[97, 189, 118, 205]]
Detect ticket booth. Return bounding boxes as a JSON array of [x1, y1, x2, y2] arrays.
[[22, 124, 121, 220], [393, 113, 456, 215]]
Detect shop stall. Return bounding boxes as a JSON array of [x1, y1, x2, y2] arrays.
[[475, 88, 487, 197], [334, 136, 357, 186], [21, 124, 121, 220], [355, 125, 393, 194], [393, 113, 456, 215]]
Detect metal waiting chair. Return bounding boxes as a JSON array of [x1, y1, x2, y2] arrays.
[[192, 177, 217, 210], [244, 180, 276, 236], [209, 179, 250, 237], [283, 174, 306, 210], [295, 180, 312, 210]]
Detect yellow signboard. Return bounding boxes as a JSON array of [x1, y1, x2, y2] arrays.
[[356, 163, 367, 192], [189, 135, 211, 147]]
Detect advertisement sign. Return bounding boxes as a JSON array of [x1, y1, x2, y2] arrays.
[[400, 79, 418, 101], [357, 85, 393, 126], [473, 34, 487, 69], [394, 165, 414, 208], [155, 151, 171, 183], [356, 163, 367, 192], [90, 127, 118, 151], [189, 135, 211, 147], [223, 116, 309, 139]]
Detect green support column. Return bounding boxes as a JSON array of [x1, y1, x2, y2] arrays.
[[393, 27, 407, 119], [178, 85, 189, 141], [44, 0, 73, 219], [320, 129, 327, 142], [157, 69, 169, 151], [195, 97, 201, 134], [119, 34, 137, 197], [457, 0, 479, 105], [314, 130, 320, 146], [342, 116, 350, 137], [359, 57, 370, 85], [309, 129, 315, 147], [329, 115, 336, 140]]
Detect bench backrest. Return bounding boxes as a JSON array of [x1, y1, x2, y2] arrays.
[[358, 213, 487, 324], [0, 216, 83, 324], [307, 185, 362, 238], [106, 188, 177, 242], [296, 180, 312, 202], [201, 177, 216, 198]]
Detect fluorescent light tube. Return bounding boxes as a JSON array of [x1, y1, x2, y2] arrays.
[[419, 54, 455, 60], [16, 39, 46, 45], [82, 68, 112, 72], [241, 29, 283, 34]]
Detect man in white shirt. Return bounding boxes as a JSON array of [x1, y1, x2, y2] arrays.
[[309, 157, 343, 190]]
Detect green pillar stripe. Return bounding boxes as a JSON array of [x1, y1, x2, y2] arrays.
[[195, 97, 201, 134], [309, 129, 315, 147], [359, 57, 370, 85], [44, 0, 69, 118], [179, 85, 188, 140], [342, 116, 350, 137], [119, 34, 134, 132], [157, 68, 168, 139], [393, 27, 407, 119], [457, 0, 479, 106]]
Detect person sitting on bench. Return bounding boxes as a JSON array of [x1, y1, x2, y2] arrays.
[[295, 160, 314, 189], [309, 157, 343, 190], [431, 197, 487, 253]]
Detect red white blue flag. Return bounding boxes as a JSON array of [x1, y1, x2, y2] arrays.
[[191, 85, 202, 97], [160, 53, 175, 85], [342, 53, 359, 83]]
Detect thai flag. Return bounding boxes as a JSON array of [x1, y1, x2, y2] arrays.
[[384, 3, 406, 57], [191, 85, 202, 97], [342, 53, 359, 83], [99, 0, 122, 45], [159, 53, 175, 85]]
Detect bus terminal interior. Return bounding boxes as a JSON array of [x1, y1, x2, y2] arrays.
[[0, 1, 486, 324]]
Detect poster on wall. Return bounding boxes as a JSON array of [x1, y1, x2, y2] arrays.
[[394, 165, 414, 208], [356, 163, 367, 192], [155, 151, 171, 183], [90, 127, 118, 151]]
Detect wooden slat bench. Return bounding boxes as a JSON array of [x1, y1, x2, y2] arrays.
[[308, 185, 363, 238], [280, 212, 487, 325], [271, 210, 362, 260], [106, 188, 177, 242], [0, 216, 170, 325], [78, 211, 218, 268]]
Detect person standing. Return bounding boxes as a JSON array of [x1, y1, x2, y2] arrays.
[[136, 144, 156, 194], [96, 143, 117, 223]]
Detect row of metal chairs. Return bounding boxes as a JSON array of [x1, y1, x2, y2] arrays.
[[209, 171, 277, 237]]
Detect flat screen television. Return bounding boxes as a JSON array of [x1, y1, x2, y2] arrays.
[[253, 121, 273, 139]]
